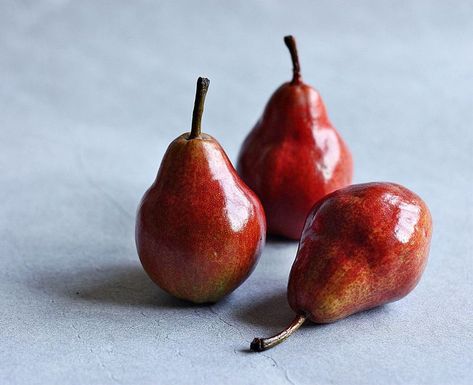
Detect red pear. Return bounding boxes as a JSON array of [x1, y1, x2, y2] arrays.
[[251, 182, 432, 351], [136, 78, 266, 304], [237, 35, 353, 240]]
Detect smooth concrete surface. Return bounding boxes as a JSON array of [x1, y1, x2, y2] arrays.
[[1, 1, 472, 384]]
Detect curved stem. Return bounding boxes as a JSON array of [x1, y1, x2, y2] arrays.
[[284, 35, 302, 84], [250, 314, 307, 352], [189, 77, 210, 139]]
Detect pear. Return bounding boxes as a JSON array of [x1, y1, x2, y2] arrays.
[[237, 36, 353, 240], [251, 182, 432, 351], [136, 78, 266, 303]]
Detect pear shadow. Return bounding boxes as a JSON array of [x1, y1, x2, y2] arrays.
[[236, 304, 392, 354], [266, 234, 298, 244], [234, 285, 392, 331], [31, 263, 210, 310], [233, 288, 294, 329], [237, 348, 255, 354], [235, 303, 392, 354]]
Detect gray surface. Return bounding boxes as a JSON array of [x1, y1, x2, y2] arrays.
[[1, 1, 472, 384]]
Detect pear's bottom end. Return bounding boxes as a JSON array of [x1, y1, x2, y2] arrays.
[[250, 338, 265, 352]]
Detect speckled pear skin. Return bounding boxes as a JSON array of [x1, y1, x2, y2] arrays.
[[136, 133, 266, 304], [237, 77, 353, 240], [288, 182, 432, 323]]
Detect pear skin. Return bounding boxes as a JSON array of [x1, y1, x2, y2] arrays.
[[237, 36, 353, 240], [288, 182, 432, 322], [136, 78, 266, 303], [251, 182, 432, 351]]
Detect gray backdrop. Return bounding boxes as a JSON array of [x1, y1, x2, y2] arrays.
[[1, 1, 472, 384]]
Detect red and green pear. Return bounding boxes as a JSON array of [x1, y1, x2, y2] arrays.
[[237, 36, 353, 240], [251, 182, 432, 351], [136, 78, 266, 304]]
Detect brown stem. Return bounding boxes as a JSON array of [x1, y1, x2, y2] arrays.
[[284, 35, 302, 84], [250, 314, 307, 352], [189, 77, 210, 139]]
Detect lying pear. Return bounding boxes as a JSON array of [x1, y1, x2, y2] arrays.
[[237, 35, 353, 240], [251, 182, 432, 351], [136, 77, 266, 303]]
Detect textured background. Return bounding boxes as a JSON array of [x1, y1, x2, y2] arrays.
[[1, 1, 472, 384]]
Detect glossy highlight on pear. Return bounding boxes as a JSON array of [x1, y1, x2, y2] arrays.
[[251, 182, 432, 351], [136, 77, 266, 304], [237, 35, 353, 240]]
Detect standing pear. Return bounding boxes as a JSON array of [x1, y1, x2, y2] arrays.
[[136, 78, 266, 303], [237, 36, 353, 239]]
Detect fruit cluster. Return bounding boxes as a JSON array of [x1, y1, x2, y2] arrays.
[[135, 36, 432, 351]]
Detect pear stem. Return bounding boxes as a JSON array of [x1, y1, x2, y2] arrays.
[[250, 314, 307, 352], [284, 35, 301, 84], [189, 77, 210, 139]]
